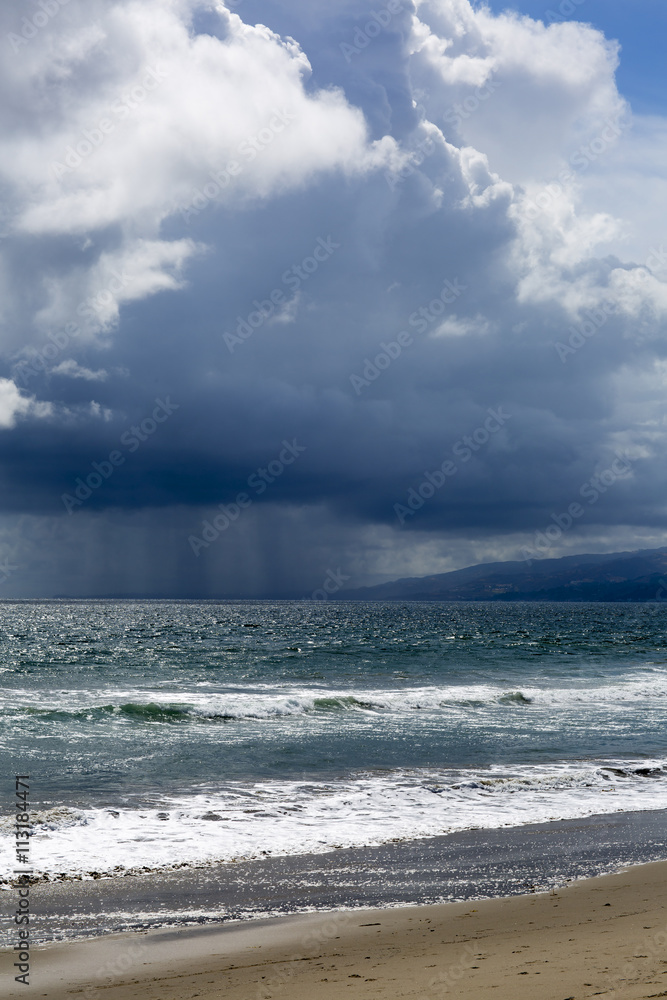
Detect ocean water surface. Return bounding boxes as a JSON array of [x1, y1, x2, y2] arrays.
[[2, 599, 667, 882]]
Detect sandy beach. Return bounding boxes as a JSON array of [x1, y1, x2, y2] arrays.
[[4, 858, 667, 999]]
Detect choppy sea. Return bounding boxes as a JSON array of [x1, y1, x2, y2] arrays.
[[2, 600, 667, 891]]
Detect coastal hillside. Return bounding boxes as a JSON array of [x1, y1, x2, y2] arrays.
[[338, 547, 667, 602]]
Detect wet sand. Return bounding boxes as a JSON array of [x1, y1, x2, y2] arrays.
[[4, 858, 667, 999], [10, 808, 667, 944]]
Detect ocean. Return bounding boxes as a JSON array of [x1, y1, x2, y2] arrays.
[[2, 599, 667, 937]]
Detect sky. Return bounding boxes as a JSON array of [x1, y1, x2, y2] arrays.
[[0, 0, 666, 597], [482, 0, 667, 117]]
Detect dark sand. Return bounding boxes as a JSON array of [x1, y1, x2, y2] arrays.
[[3, 859, 667, 999]]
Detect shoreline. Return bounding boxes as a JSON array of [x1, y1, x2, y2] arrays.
[[10, 807, 667, 946], [3, 859, 667, 999]]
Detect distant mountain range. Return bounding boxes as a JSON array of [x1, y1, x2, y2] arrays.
[[338, 547, 667, 602]]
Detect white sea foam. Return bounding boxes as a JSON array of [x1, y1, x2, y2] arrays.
[[2, 759, 666, 881]]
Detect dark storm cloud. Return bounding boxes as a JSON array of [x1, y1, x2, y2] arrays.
[[0, 0, 666, 595]]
